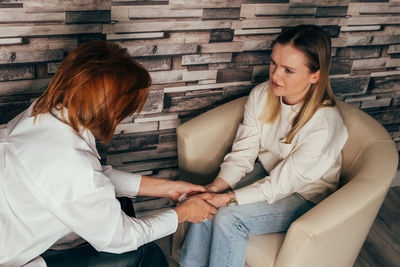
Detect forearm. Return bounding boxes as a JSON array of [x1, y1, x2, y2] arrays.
[[102, 165, 141, 197], [206, 177, 231, 193], [137, 176, 172, 198], [138, 176, 207, 201]]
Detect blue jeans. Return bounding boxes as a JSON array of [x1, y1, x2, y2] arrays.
[[179, 163, 315, 267]]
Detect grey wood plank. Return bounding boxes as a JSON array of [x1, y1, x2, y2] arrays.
[[0, 65, 35, 81]]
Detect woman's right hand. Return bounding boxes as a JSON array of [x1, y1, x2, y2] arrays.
[[206, 177, 231, 193], [174, 193, 217, 223]]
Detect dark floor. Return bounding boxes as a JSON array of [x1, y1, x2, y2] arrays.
[[162, 186, 400, 267], [354, 186, 400, 267]]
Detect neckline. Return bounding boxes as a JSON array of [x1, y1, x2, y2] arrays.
[[280, 96, 301, 113]]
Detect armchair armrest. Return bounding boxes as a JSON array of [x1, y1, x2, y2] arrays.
[[275, 141, 398, 267], [177, 97, 247, 185]]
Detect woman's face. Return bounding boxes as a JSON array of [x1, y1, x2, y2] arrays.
[[269, 43, 320, 105]]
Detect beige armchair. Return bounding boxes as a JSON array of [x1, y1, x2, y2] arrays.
[[172, 96, 399, 267]]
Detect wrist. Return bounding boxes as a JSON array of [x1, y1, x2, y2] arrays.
[[206, 184, 219, 193], [173, 205, 186, 223], [227, 191, 238, 206]]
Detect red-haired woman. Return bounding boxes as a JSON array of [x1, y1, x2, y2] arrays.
[[0, 41, 216, 267]]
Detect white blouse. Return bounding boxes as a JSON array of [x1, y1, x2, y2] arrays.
[[218, 82, 348, 205], [0, 103, 178, 267]]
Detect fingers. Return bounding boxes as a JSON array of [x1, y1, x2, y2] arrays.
[[190, 184, 207, 193], [176, 195, 218, 223], [194, 192, 215, 200]]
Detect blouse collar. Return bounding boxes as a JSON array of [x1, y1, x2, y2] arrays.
[[280, 96, 302, 114]]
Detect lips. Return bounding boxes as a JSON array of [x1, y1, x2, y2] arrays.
[[272, 81, 282, 87]]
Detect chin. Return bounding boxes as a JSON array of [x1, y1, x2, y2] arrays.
[[271, 87, 284, 97]]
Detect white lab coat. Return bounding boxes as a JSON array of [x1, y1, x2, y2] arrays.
[[0, 103, 177, 267]]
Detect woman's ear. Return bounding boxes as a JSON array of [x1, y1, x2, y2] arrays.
[[311, 70, 320, 84]]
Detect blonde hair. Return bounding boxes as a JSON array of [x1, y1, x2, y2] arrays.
[[263, 25, 335, 143]]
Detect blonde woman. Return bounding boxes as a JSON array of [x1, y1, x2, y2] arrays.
[[179, 25, 348, 267]]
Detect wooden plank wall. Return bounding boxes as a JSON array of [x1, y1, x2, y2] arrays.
[[1, 0, 400, 215]]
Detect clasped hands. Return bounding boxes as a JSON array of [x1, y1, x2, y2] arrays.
[[172, 177, 235, 224]]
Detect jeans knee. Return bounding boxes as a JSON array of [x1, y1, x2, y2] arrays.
[[214, 206, 235, 224], [214, 206, 248, 234]]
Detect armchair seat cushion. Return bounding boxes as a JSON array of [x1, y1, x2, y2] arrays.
[[246, 233, 285, 267]]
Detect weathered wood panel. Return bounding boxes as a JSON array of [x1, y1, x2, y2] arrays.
[[106, 32, 165, 41], [202, 8, 240, 20], [164, 81, 252, 93], [169, 0, 242, 9], [141, 89, 164, 114], [352, 57, 389, 71], [331, 75, 370, 95], [0, 50, 64, 64], [0, 78, 51, 96], [114, 158, 178, 173], [255, 5, 317, 16], [0, 10, 65, 23], [0, 24, 102, 38], [346, 16, 400, 26], [103, 20, 232, 34], [107, 149, 177, 166], [216, 67, 253, 83], [182, 70, 218, 82], [135, 56, 171, 72], [128, 6, 202, 18], [24, 0, 111, 12], [65, 10, 111, 24], [125, 43, 198, 57], [181, 53, 232, 65], [1, 0, 400, 234], [150, 70, 184, 85], [0, 65, 35, 81], [341, 25, 381, 32], [316, 7, 348, 17], [336, 47, 381, 59], [241, 18, 340, 29], [290, 0, 349, 6]]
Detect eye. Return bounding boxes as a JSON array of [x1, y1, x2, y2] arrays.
[[285, 68, 293, 73]]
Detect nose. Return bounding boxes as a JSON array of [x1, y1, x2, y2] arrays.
[[270, 65, 282, 82]]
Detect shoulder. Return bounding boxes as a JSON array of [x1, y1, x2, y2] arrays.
[[249, 81, 270, 99], [312, 104, 346, 129], [299, 104, 348, 146], [246, 81, 270, 108], [9, 111, 107, 202]]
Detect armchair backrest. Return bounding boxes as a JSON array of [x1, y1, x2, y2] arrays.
[[177, 96, 247, 185], [337, 101, 397, 188], [176, 96, 399, 267]]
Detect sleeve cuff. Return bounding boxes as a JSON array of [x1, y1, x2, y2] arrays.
[[140, 209, 178, 241], [218, 164, 247, 188], [234, 178, 273, 205]]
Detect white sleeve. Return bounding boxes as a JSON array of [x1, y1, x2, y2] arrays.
[[51, 174, 178, 253], [217, 87, 262, 188], [102, 165, 142, 197], [234, 114, 348, 205]]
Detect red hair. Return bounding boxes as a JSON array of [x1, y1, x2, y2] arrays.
[[33, 41, 150, 143]]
